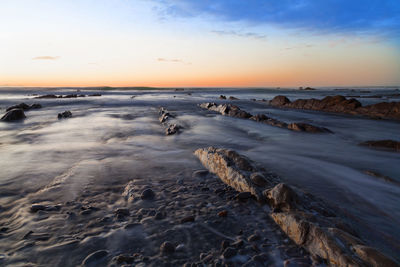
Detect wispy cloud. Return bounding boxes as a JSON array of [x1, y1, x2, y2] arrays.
[[32, 56, 60, 60], [157, 58, 191, 65], [212, 30, 267, 40], [156, 0, 400, 38]]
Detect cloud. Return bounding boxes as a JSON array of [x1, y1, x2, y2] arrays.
[[157, 58, 191, 65], [212, 30, 267, 40], [156, 0, 400, 37], [32, 56, 60, 60]]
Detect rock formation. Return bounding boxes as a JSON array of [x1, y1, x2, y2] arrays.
[[199, 103, 331, 133], [269, 95, 400, 121], [158, 107, 182, 135], [1, 108, 26, 122], [194, 147, 398, 267]]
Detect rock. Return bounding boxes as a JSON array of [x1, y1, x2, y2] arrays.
[[222, 247, 237, 258], [270, 95, 291, 106], [160, 241, 175, 254], [115, 208, 129, 216], [35, 94, 58, 99], [252, 253, 268, 262], [180, 215, 195, 223], [359, 140, 400, 152], [1, 108, 26, 122], [219, 95, 227, 100], [114, 254, 135, 264], [30, 204, 47, 212], [218, 210, 228, 217], [264, 183, 299, 211], [237, 192, 253, 201], [192, 170, 209, 178], [30, 103, 42, 109], [352, 245, 398, 267], [287, 123, 331, 133], [304, 87, 316, 90], [140, 188, 155, 200], [194, 147, 269, 202], [6, 103, 30, 111], [89, 93, 102, 97], [248, 234, 260, 242], [165, 124, 182, 135], [269, 94, 400, 121], [58, 110, 72, 119], [363, 170, 400, 185], [250, 173, 268, 187], [228, 96, 239, 100], [81, 250, 108, 266], [221, 240, 230, 250]]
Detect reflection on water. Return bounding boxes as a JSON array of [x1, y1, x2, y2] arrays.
[[1, 87, 400, 263]]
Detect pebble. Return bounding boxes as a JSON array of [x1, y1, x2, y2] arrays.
[[141, 188, 155, 200], [222, 247, 237, 258], [160, 241, 175, 254]]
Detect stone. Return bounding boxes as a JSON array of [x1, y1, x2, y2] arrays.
[[352, 245, 398, 267], [58, 110, 72, 119], [359, 140, 400, 152], [237, 192, 253, 201], [115, 208, 129, 216], [30, 204, 47, 213], [140, 188, 155, 200], [287, 123, 331, 133], [248, 234, 260, 242], [81, 250, 108, 266], [218, 210, 228, 217], [166, 124, 181, 135], [264, 183, 299, 211], [180, 215, 195, 223], [1, 108, 26, 122], [160, 241, 175, 254], [222, 247, 237, 258], [228, 96, 239, 100], [270, 95, 291, 106], [219, 95, 227, 99], [6, 103, 30, 111], [250, 173, 268, 187]]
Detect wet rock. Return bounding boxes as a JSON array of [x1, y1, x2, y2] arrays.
[[250, 173, 268, 187], [180, 215, 195, 223], [192, 170, 209, 178], [264, 183, 299, 211], [352, 245, 398, 267], [30, 204, 46, 213], [269, 95, 400, 121], [160, 241, 175, 254], [222, 247, 237, 258], [219, 95, 227, 100], [6, 103, 30, 111], [89, 93, 102, 97], [228, 96, 239, 100], [218, 210, 228, 217], [270, 95, 290, 106], [30, 103, 42, 109], [1, 108, 26, 122], [35, 94, 58, 99], [115, 208, 129, 216], [359, 140, 400, 152], [237, 192, 253, 201], [195, 147, 269, 202], [58, 110, 72, 119], [140, 188, 155, 200], [287, 123, 331, 133], [81, 250, 108, 266], [363, 170, 400, 185], [166, 124, 182, 135], [114, 254, 135, 264], [252, 253, 268, 262]]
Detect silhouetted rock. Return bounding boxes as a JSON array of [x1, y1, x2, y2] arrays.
[[228, 96, 239, 100], [35, 94, 59, 99], [1, 108, 26, 122], [58, 111, 72, 119], [6, 103, 30, 111], [219, 95, 227, 100]]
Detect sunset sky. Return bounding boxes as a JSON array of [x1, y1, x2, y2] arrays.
[[1, 0, 399, 87]]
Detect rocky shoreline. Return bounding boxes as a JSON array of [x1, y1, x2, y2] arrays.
[[195, 147, 399, 266], [268, 95, 400, 121]]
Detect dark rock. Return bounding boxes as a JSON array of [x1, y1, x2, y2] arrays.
[[115, 208, 129, 216], [1, 108, 26, 122], [219, 95, 227, 100], [30, 103, 42, 109], [264, 183, 299, 211], [222, 247, 237, 258], [287, 123, 331, 133], [166, 124, 182, 135], [221, 240, 230, 250], [248, 234, 260, 242], [114, 254, 135, 264], [58, 110, 72, 119], [250, 173, 268, 187], [6, 103, 30, 111], [237, 192, 253, 201], [140, 188, 155, 200], [160, 241, 175, 254], [228, 96, 239, 100], [30, 204, 46, 213], [270, 95, 291, 106], [252, 253, 269, 262], [180, 215, 195, 223], [218, 210, 228, 217], [81, 250, 108, 266], [359, 140, 400, 152], [35, 94, 58, 99]]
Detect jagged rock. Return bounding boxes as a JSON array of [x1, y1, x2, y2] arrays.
[[288, 123, 331, 133], [194, 147, 272, 201], [165, 124, 181, 135], [194, 147, 399, 267], [219, 95, 227, 100], [35, 94, 59, 99], [58, 111, 72, 119], [6, 103, 30, 111], [269, 95, 400, 121], [1, 108, 26, 122], [250, 173, 268, 187], [359, 140, 400, 152], [122, 181, 136, 202]]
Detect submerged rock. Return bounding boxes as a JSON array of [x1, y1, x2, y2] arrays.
[[194, 147, 399, 267], [58, 111, 72, 119], [1, 108, 26, 122], [159, 107, 183, 135], [359, 140, 400, 152], [165, 124, 182, 135], [199, 102, 330, 133]]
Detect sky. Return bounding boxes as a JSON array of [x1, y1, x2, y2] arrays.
[[0, 0, 399, 87]]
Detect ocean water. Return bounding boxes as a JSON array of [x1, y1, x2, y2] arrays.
[[0, 87, 399, 265]]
